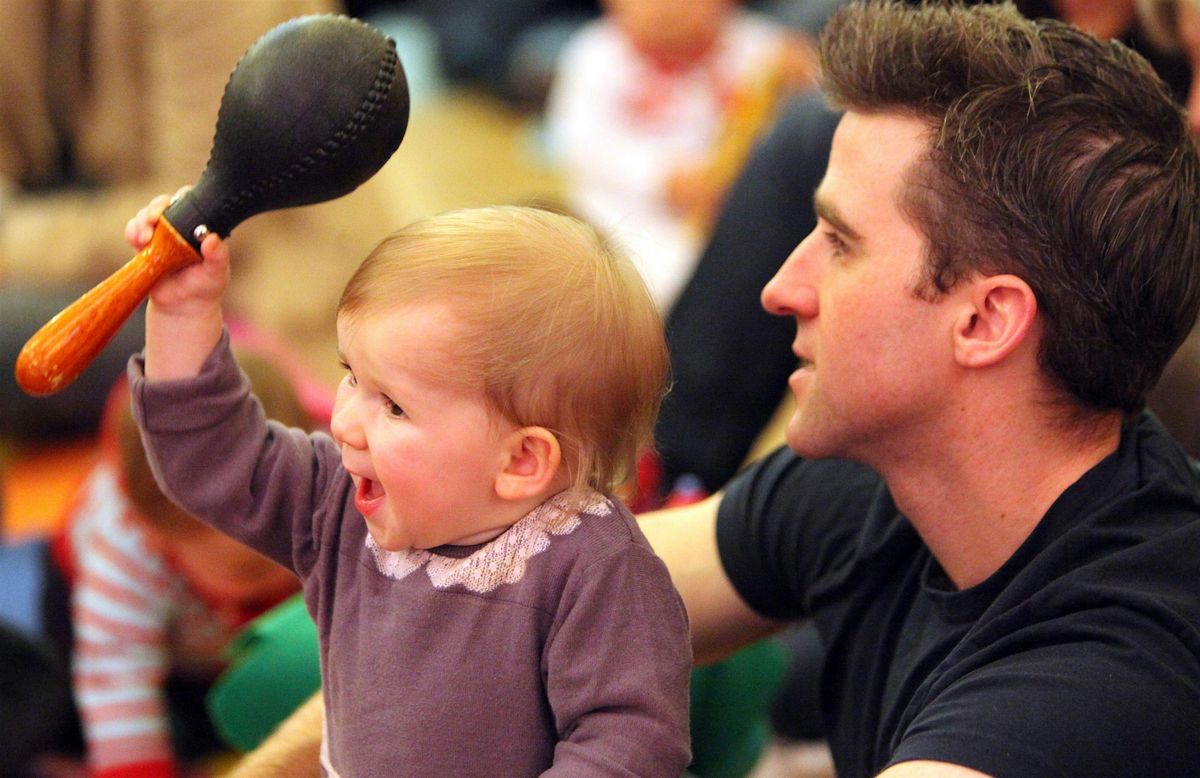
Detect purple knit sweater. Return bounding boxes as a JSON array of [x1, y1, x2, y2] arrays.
[[129, 333, 692, 776]]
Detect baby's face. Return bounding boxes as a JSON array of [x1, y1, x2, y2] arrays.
[[605, 0, 732, 66], [332, 303, 522, 551]]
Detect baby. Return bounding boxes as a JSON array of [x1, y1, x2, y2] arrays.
[[125, 197, 692, 775]]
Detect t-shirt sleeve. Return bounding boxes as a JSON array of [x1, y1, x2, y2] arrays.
[[543, 541, 693, 776], [128, 331, 343, 577], [716, 447, 884, 620]]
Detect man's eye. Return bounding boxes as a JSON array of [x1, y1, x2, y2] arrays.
[[824, 231, 848, 255]]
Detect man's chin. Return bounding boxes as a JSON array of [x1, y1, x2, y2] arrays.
[[785, 418, 835, 460]]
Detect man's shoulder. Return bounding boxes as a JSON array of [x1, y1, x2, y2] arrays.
[[722, 447, 887, 524], [1129, 410, 1200, 491], [988, 418, 1200, 658], [1073, 411, 1200, 548]]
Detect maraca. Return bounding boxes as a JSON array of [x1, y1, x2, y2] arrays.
[[15, 14, 409, 396]]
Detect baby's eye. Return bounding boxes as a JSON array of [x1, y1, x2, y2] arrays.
[[385, 398, 406, 418], [338, 359, 357, 387]]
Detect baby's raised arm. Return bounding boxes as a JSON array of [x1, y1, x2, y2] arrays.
[[127, 191, 231, 381]]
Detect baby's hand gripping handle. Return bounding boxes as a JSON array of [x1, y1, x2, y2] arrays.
[[14, 219, 199, 396]]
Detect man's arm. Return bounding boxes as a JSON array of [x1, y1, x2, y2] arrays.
[[878, 761, 992, 777], [224, 691, 324, 778], [638, 494, 784, 665]]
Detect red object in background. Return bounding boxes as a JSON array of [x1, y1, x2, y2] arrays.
[[630, 449, 665, 513], [662, 473, 708, 508], [628, 449, 709, 513]]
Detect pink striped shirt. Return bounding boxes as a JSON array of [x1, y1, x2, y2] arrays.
[[63, 464, 247, 777]]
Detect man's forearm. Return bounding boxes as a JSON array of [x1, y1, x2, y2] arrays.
[[638, 495, 783, 665]]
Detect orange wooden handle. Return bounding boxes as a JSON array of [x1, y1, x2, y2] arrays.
[[14, 218, 201, 396]]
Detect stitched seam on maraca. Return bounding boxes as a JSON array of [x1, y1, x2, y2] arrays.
[[218, 26, 399, 215]]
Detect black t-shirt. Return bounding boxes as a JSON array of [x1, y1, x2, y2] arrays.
[[718, 412, 1200, 777]]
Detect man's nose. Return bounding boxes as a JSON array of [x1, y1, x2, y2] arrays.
[[762, 237, 819, 319]]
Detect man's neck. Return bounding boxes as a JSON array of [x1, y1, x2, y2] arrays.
[[878, 406, 1123, 590]]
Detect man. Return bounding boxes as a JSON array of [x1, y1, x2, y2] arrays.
[[650, 1, 1200, 774], [653, 0, 1195, 496], [231, 3, 1200, 776]]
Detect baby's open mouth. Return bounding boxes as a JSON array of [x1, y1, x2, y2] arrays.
[[355, 477, 386, 515]]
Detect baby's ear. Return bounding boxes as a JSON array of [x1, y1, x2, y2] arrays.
[[495, 427, 563, 501]]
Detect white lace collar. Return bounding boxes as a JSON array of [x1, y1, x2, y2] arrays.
[[365, 490, 610, 593]]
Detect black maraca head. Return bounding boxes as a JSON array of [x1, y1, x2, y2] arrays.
[[165, 14, 409, 250]]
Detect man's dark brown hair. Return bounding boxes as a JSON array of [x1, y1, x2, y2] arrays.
[[819, 1, 1200, 415]]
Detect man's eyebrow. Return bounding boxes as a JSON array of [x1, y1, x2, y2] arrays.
[[813, 189, 862, 243]]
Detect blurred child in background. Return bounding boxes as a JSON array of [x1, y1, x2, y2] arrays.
[[0, 349, 310, 778], [544, 0, 818, 312]]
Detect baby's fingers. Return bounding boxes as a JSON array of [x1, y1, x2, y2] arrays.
[[198, 230, 230, 271], [125, 186, 191, 250], [125, 193, 174, 249]]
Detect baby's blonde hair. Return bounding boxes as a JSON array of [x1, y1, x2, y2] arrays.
[[338, 206, 668, 494]]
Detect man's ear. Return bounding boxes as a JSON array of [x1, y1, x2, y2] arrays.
[[953, 274, 1037, 368], [495, 427, 563, 502]]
